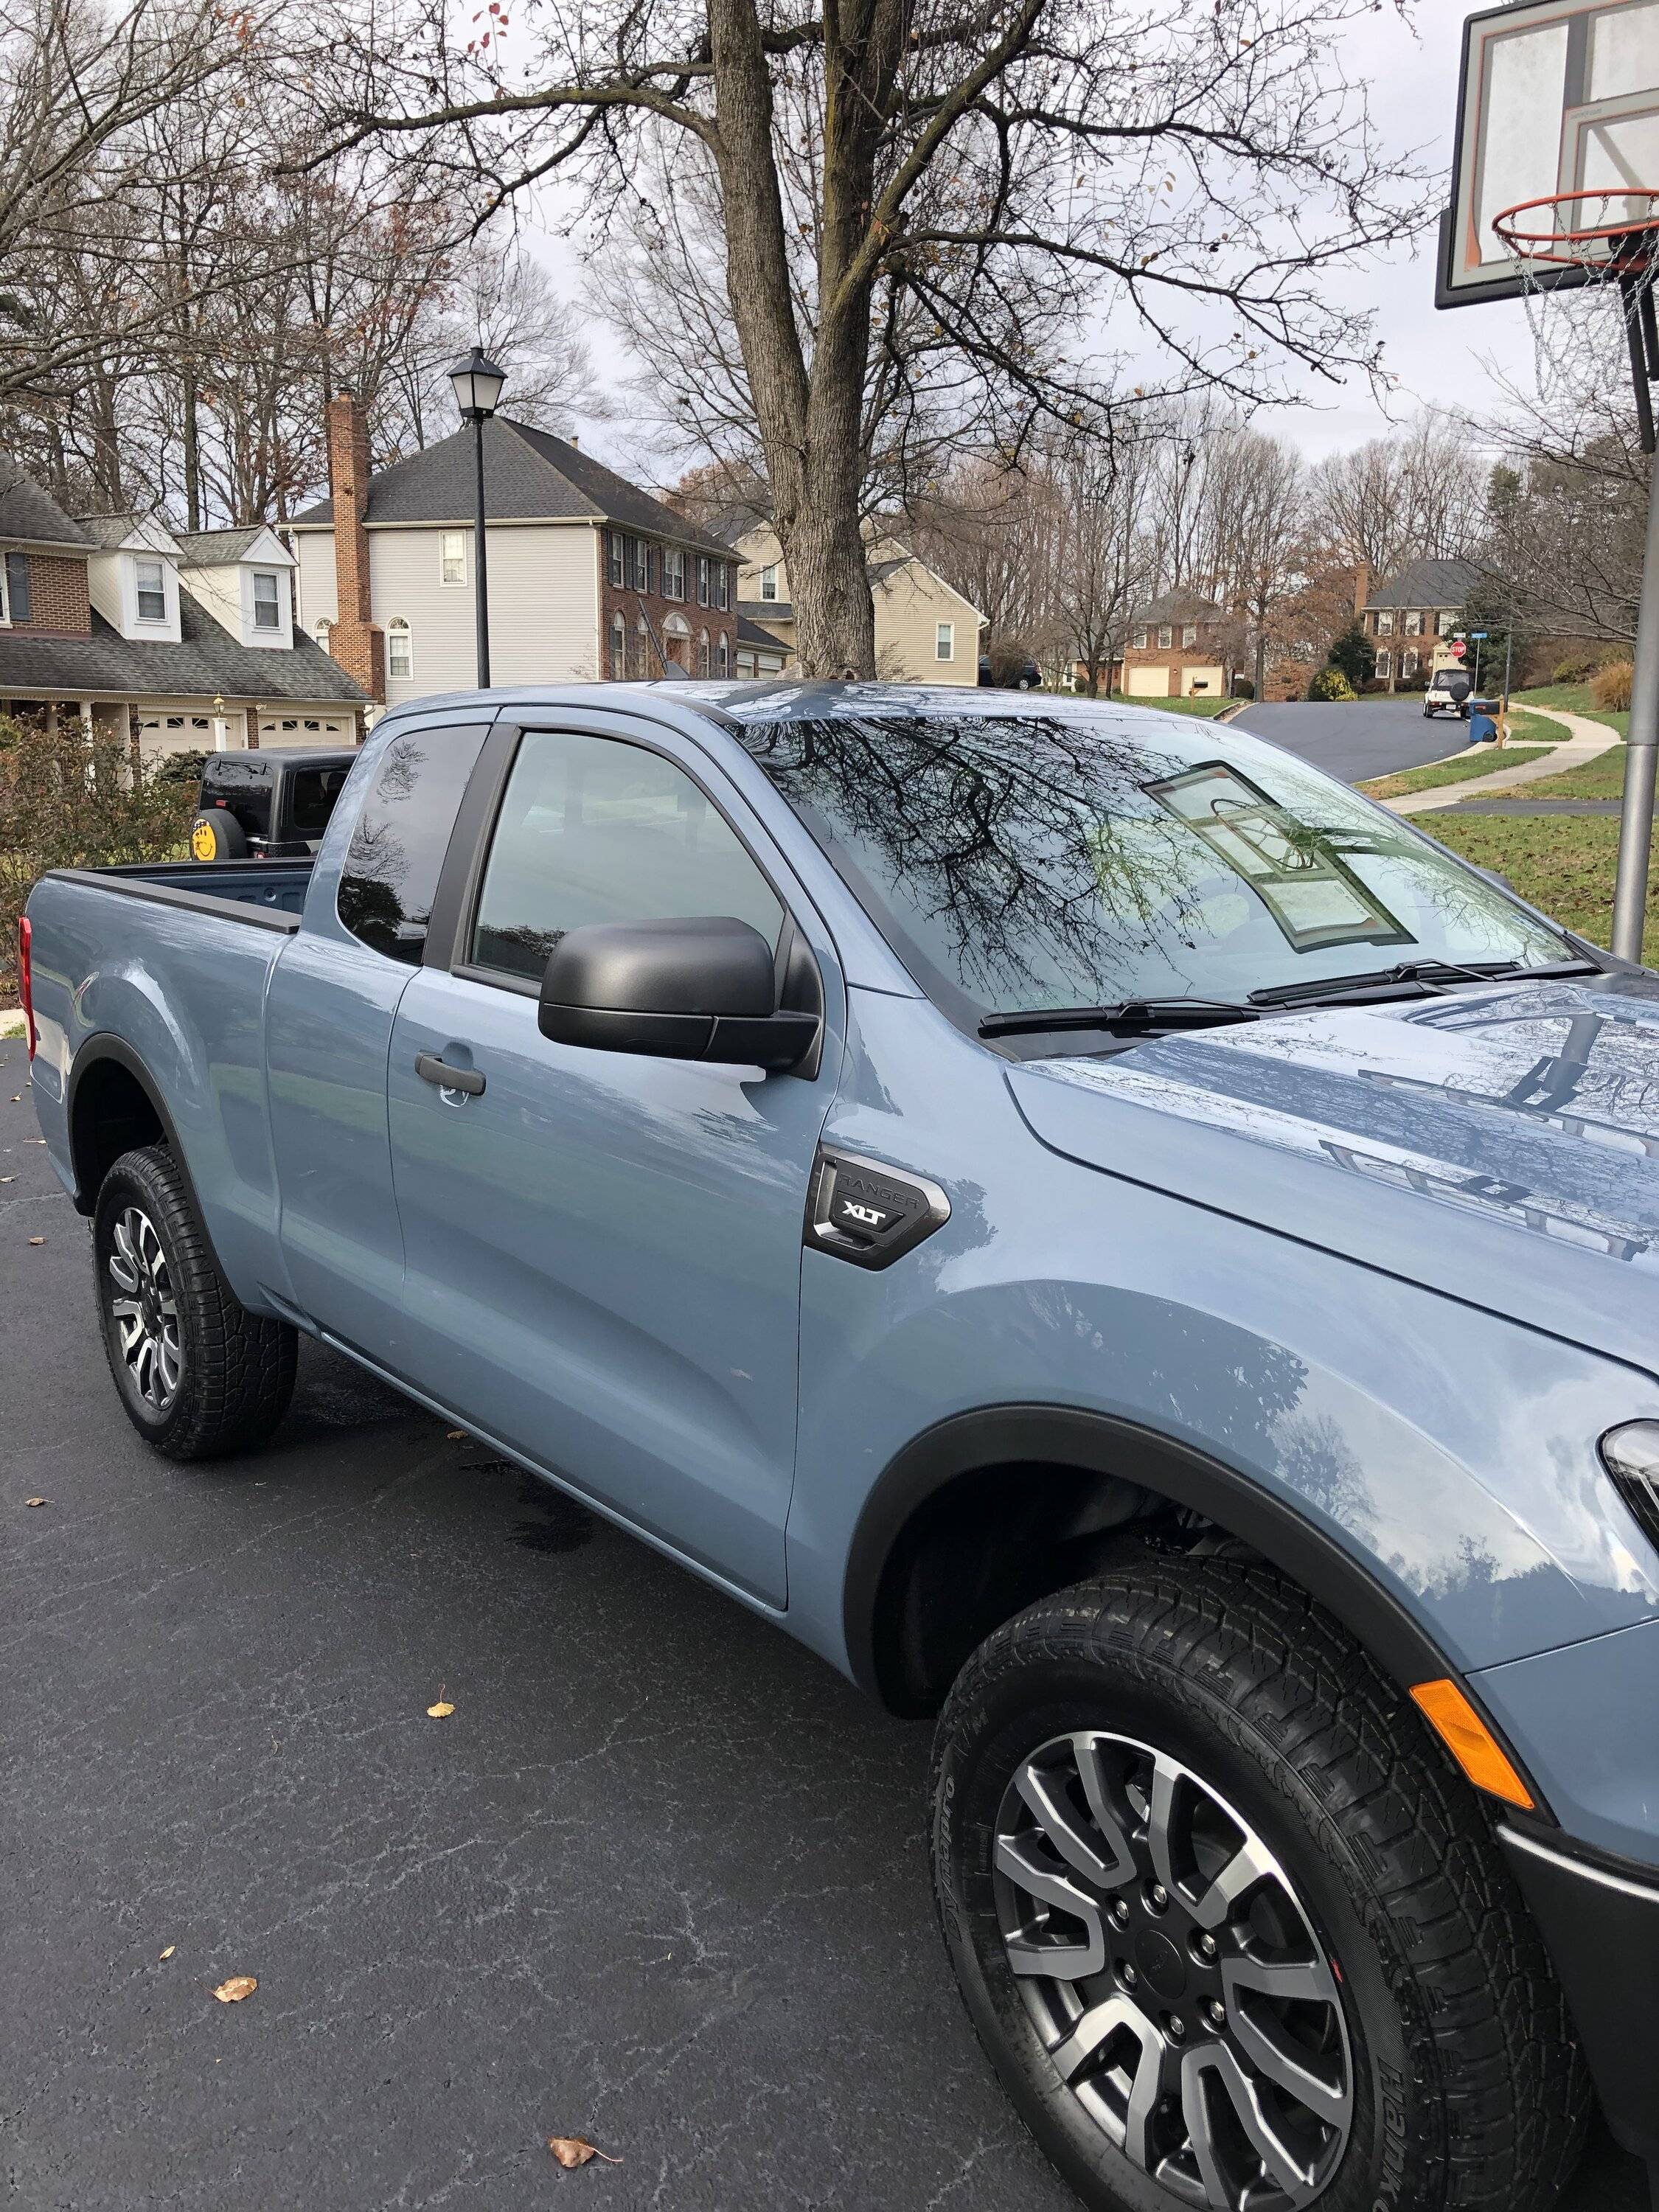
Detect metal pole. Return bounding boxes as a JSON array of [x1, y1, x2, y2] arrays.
[[1610, 454, 1659, 961], [472, 411, 491, 689]]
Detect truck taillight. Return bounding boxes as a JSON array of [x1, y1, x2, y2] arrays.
[[17, 914, 37, 1060]]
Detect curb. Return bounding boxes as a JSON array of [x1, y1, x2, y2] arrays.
[[1382, 705, 1620, 815]]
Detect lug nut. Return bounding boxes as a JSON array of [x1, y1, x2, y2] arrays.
[[1112, 1898, 1131, 1927], [1121, 1963, 1138, 1989], [1206, 1997, 1226, 2030], [1195, 1932, 1217, 1961], [1167, 2015, 1186, 2042], [1148, 1882, 1169, 1912]]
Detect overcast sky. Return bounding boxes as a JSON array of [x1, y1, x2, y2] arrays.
[[521, 4, 1542, 476]]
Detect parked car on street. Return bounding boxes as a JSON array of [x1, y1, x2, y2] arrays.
[[21, 684, 1659, 2212], [979, 653, 1043, 689], [189, 748, 358, 860], [1423, 666, 1472, 719]]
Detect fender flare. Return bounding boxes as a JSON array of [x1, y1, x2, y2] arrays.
[[844, 1403, 1456, 1704], [66, 1033, 197, 1215]]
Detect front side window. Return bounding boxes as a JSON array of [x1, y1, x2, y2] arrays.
[[469, 728, 785, 983], [338, 724, 487, 962], [135, 557, 167, 622], [728, 706, 1571, 1025], [936, 622, 954, 661], [252, 571, 282, 629], [440, 531, 467, 585], [388, 620, 412, 679], [760, 563, 779, 602]]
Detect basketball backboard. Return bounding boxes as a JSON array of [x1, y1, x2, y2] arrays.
[[1439, 0, 1659, 307]]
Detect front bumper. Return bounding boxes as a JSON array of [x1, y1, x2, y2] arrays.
[[1498, 1823, 1659, 2167]]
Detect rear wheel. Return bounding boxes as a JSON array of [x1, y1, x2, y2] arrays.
[[94, 1145, 296, 1459], [930, 1557, 1588, 2212]]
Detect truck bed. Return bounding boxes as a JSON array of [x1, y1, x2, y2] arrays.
[[44, 857, 313, 931]]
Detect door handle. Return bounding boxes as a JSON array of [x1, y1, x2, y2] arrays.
[[415, 1051, 484, 1096]]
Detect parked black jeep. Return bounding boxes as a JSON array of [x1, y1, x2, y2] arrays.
[[189, 749, 358, 861]]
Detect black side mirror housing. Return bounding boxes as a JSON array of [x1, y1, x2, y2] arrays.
[[539, 917, 821, 1071]]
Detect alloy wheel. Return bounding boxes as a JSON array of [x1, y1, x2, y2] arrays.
[[992, 1730, 1352, 2210], [107, 1205, 183, 1410]]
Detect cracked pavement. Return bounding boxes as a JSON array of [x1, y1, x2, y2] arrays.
[[0, 1042, 1646, 2211]]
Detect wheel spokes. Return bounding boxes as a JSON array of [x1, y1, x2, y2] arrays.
[[1049, 1996, 1166, 2166], [1222, 1956, 1351, 2124], [995, 1832, 1107, 1978], [1182, 2042, 1326, 2208], [1015, 1754, 1135, 1891], [107, 1206, 183, 1409]]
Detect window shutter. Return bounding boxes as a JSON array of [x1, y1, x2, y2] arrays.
[[6, 552, 31, 623]]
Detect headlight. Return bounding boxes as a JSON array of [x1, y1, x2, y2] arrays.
[[1599, 1422, 1659, 1551]]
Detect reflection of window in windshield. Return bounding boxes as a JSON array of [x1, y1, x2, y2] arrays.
[[731, 710, 1571, 1026]]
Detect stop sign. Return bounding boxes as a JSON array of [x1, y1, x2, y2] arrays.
[[1450, 639, 1467, 660]]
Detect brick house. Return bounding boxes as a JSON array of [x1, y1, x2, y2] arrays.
[[0, 458, 365, 753], [1356, 557, 1485, 691], [290, 398, 744, 704], [1119, 591, 1234, 700]]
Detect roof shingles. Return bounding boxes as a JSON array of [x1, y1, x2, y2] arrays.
[[0, 585, 365, 703]]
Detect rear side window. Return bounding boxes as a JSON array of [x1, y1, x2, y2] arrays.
[[288, 766, 349, 837], [338, 725, 487, 963], [469, 728, 784, 983]]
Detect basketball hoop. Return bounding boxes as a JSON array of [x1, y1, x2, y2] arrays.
[[1492, 188, 1659, 276]]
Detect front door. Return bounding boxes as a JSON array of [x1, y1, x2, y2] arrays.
[[383, 718, 839, 1607]]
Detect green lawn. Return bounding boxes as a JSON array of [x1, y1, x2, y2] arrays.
[[1513, 683, 1630, 739], [1108, 692, 1234, 719], [1359, 743, 1560, 802], [1427, 813, 1659, 965], [1499, 747, 1630, 801]]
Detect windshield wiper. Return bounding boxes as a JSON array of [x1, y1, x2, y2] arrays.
[[1248, 957, 1599, 1009], [978, 996, 1259, 1038]]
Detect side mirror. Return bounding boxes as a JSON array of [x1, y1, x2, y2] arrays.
[[539, 917, 821, 1071]]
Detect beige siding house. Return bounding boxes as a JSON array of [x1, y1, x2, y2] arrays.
[[735, 525, 984, 683]]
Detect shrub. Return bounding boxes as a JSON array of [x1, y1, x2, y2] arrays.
[[0, 714, 198, 998], [1231, 677, 1256, 700], [1307, 666, 1357, 703], [1326, 620, 1376, 691], [1592, 661, 1634, 712], [1552, 655, 1595, 684]]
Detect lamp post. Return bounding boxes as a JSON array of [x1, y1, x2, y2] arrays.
[[448, 348, 508, 687]]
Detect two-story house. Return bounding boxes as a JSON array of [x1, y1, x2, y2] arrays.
[[1356, 557, 1485, 689], [290, 399, 748, 705], [0, 460, 364, 751], [1119, 591, 1234, 700], [733, 524, 984, 683]]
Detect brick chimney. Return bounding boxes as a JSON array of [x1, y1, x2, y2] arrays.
[[324, 392, 384, 701], [1352, 562, 1371, 618]]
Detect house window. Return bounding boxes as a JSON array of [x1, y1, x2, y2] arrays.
[[936, 621, 955, 661], [1436, 611, 1455, 637], [1133, 626, 1148, 650], [440, 532, 467, 585], [0, 550, 28, 624], [1377, 610, 1394, 636], [1158, 625, 1173, 650], [716, 631, 729, 677], [1404, 610, 1422, 636], [388, 619, 412, 680], [696, 555, 709, 607], [251, 571, 282, 630], [716, 564, 730, 611], [697, 627, 710, 677], [639, 543, 655, 593], [316, 616, 333, 647], [608, 532, 625, 588], [1181, 623, 1197, 647], [1375, 648, 1391, 680], [610, 611, 627, 680], [663, 548, 686, 600], [1402, 648, 1419, 678], [135, 557, 167, 622], [760, 563, 779, 602]]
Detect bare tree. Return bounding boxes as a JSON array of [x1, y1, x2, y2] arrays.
[[1200, 426, 1308, 697], [307, 0, 1431, 676], [1306, 407, 1485, 582]]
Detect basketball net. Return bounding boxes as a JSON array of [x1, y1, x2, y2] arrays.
[[1494, 189, 1659, 451]]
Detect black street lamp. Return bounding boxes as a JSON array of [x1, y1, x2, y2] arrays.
[[448, 348, 508, 686]]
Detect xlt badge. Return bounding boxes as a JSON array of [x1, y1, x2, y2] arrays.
[[804, 1148, 950, 1270]]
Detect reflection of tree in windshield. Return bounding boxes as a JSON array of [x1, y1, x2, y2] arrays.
[[733, 710, 1568, 1018]]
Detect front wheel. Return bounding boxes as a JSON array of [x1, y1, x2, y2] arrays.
[[930, 1557, 1587, 2212], [94, 1145, 296, 1458]]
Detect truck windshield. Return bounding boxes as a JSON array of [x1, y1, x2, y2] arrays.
[[729, 703, 1574, 1026]]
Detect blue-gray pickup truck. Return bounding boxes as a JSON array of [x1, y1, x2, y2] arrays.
[[21, 683, 1659, 2212]]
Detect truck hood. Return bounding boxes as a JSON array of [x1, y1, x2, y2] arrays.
[[1007, 973, 1659, 1376]]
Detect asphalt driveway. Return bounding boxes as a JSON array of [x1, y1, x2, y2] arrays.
[[1233, 697, 1475, 782], [0, 1043, 1646, 2211]]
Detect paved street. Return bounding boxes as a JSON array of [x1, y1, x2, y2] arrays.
[[0, 1043, 1646, 2212], [1233, 697, 1474, 782]]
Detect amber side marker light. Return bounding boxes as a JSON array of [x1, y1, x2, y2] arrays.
[[1409, 1678, 1534, 1810]]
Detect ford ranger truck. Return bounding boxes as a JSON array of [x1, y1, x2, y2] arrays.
[[22, 683, 1659, 2212]]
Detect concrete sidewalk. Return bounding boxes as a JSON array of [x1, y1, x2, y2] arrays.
[[1383, 706, 1621, 815]]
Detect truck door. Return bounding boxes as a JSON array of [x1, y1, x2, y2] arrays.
[[383, 715, 841, 1609]]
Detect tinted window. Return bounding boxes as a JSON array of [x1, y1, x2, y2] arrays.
[[729, 706, 1571, 1022], [470, 728, 784, 983], [201, 758, 272, 839], [338, 725, 487, 963]]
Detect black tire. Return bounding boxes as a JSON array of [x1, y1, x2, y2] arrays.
[[189, 808, 246, 860], [94, 1144, 296, 1460], [931, 1555, 1587, 2212]]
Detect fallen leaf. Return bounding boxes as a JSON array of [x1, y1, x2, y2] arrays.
[[212, 1975, 257, 2003], [9, 1094, 18, 1102], [0, 1174, 15, 1181], [446, 1429, 467, 1441], [27, 1236, 45, 1245], [427, 1700, 455, 1719], [24, 1496, 47, 1507], [548, 2138, 622, 2168], [159, 1945, 175, 1961]]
